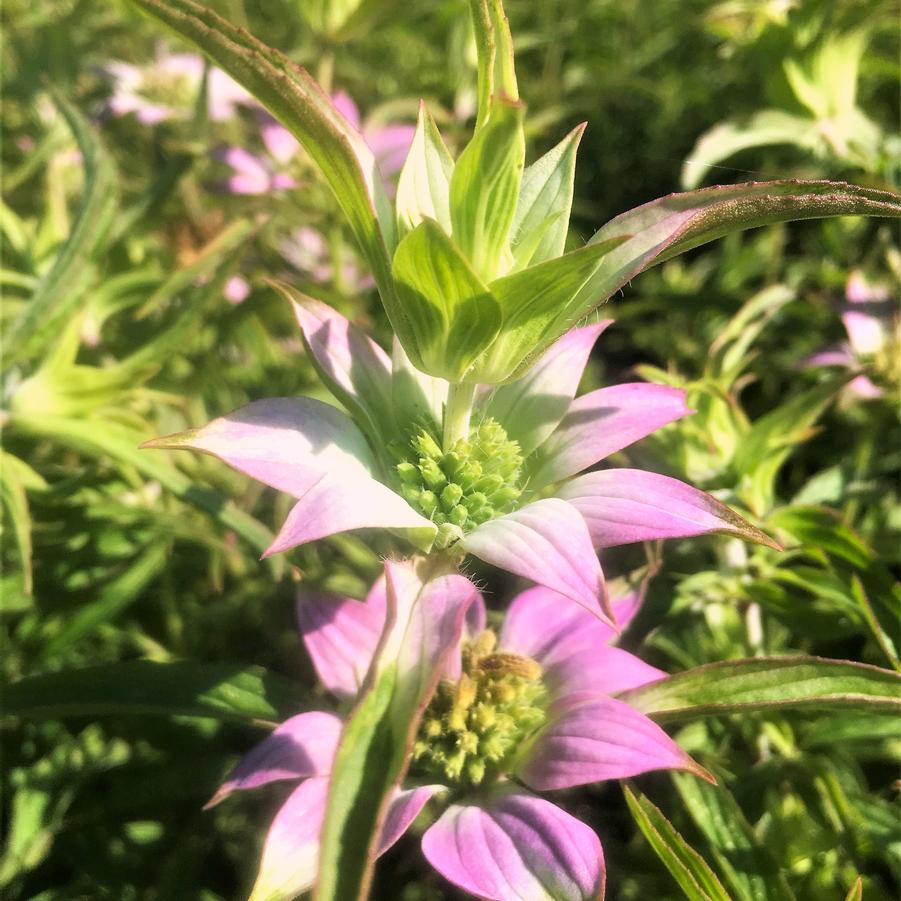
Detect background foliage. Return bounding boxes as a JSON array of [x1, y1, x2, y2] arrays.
[[2, 0, 899, 898]]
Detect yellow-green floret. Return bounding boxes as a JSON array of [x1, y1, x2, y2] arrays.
[[396, 418, 524, 548], [412, 630, 547, 790]]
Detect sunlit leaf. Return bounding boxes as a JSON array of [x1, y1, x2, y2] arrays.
[[624, 784, 733, 901], [622, 657, 901, 722]]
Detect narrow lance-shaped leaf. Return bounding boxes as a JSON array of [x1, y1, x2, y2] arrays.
[[4, 661, 301, 727], [314, 561, 478, 901], [392, 219, 502, 381], [672, 773, 796, 901], [449, 98, 525, 281], [623, 784, 733, 901], [4, 90, 119, 364], [621, 656, 901, 722], [126, 0, 404, 326], [395, 102, 454, 241], [474, 233, 628, 383], [564, 180, 901, 327], [511, 122, 585, 268]]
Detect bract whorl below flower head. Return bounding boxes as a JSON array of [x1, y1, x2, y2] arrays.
[[211, 565, 710, 901], [144, 291, 777, 624]]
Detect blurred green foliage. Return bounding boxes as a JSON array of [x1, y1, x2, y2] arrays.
[[2, 0, 898, 898]]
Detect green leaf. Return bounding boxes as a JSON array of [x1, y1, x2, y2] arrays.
[[449, 98, 525, 281], [473, 234, 628, 382], [511, 122, 585, 268], [621, 657, 901, 722], [624, 784, 734, 901], [468, 0, 519, 131], [313, 561, 477, 901], [126, 0, 402, 326], [672, 773, 796, 901], [133, 217, 258, 319], [4, 661, 300, 726], [567, 181, 901, 328], [681, 111, 818, 190], [37, 545, 168, 662], [801, 711, 901, 749], [392, 220, 502, 381], [0, 451, 45, 597], [395, 102, 455, 240], [734, 378, 846, 514], [3, 90, 118, 365], [7, 413, 279, 566], [843, 877, 863, 901]]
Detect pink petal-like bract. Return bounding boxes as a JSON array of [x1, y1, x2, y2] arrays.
[[518, 693, 705, 791], [206, 712, 342, 808], [482, 321, 612, 456], [421, 787, 605, 901], [530, 383, 691, 488], [296, 589, 384, 699], [378, 785, 445, 855], [462, 498, 611, 623], [291, 296, 394, 441], [143, 397, 376, 497], [500, 585, 640, 663], [264, 469, 435, 556], [558, 468, 777, 548], [248, 776, 330, 901]]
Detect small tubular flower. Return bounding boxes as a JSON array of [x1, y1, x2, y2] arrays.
[[211, 569, 710, 901], [145, 296, 775, 623]]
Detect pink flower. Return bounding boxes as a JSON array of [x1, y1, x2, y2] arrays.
[[145, 299, 774, 624], [209, 563, 709, 900], [332, 91, 416, 187], [278, 227, 375, 293], [807, 270, 897, 401], [218, 93, 414, 196], [105, 50, 250, 124]]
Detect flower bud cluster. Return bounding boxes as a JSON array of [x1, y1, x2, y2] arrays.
[[396, 418, 524, 548], [412, 630, 546, 789]]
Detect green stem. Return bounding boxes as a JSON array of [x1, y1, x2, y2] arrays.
[[443, 382, 476, 449]]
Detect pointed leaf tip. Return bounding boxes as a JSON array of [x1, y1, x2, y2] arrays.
[[139, 429, 199, 451]]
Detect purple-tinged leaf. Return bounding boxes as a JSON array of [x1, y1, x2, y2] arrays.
[[422, 786, 604, 901], [463, 498, 612, 623], [557, 469, 779, 549], [583, 179, 900, 299], [529, 384, 691, 489]]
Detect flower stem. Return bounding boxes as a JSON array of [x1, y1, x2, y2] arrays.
[[443, 382, 476, 449]]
